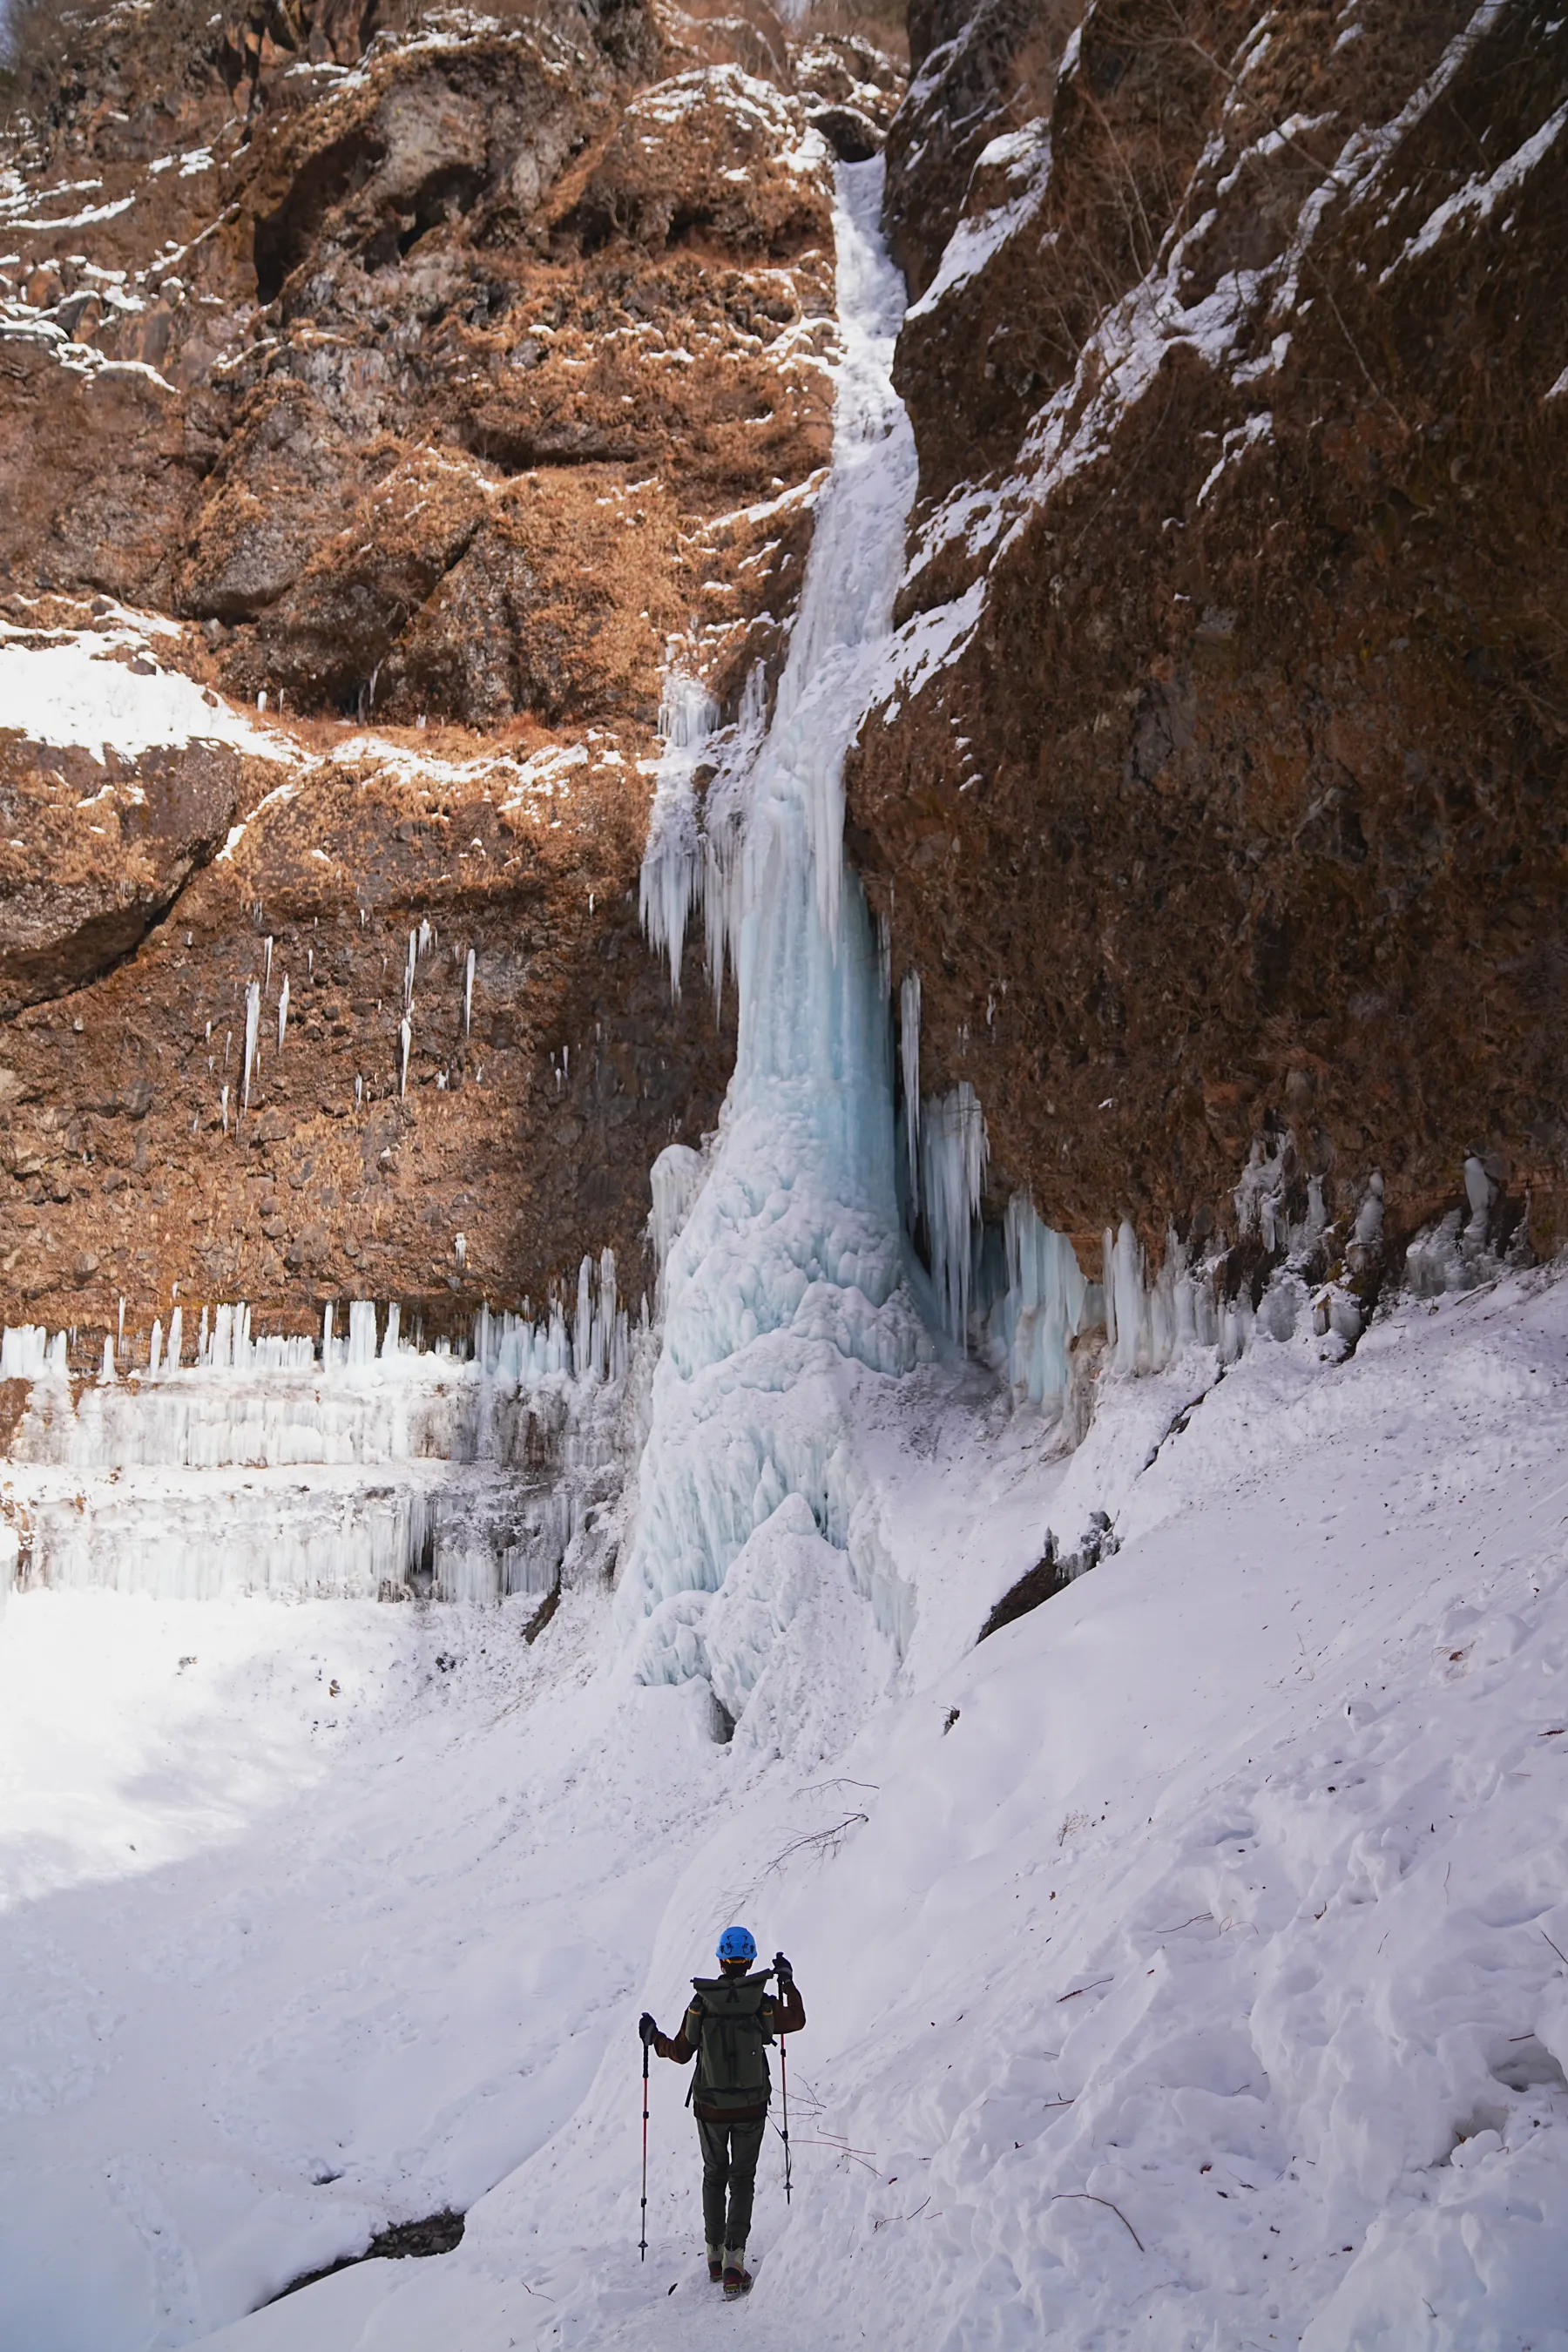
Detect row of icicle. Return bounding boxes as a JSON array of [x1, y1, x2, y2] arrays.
[[0, 1255, 635, 1389], [211, 924, 477, 1135]]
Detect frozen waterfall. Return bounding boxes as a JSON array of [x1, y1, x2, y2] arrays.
[[622, 165, 1247, 1740], [623, 159, 926, 1713]]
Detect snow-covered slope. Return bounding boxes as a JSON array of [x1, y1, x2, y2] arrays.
[[4, 1268, 1568, 2350]]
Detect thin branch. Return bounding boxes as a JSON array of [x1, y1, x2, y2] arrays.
[[1050, 2192, 1145, 2253], [767, 1813, 868, 1874], [1301, 254, 1411, 438], [790, 2139, 882, 2173], [872, 2197, 931, 2230]]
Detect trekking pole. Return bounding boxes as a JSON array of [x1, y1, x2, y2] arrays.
[[639, 2020, 651, 2260], [771, 1947, 799, 2201]]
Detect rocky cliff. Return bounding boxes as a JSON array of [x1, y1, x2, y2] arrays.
[[0, 0, 899, 1343], [2, 0, 1563, 1365], [855, 0, 1568, 1308]]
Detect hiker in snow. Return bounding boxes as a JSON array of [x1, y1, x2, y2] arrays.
[[639, 1926, 804, 2298]]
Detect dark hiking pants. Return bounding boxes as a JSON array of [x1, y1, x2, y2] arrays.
[[698, 2113, 767, 2251]]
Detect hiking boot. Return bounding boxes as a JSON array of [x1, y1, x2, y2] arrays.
[[722, 2264, 753, 2299], [708, 2256, 724, 2283]]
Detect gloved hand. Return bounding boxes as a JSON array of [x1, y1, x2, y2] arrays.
[[773, 1951, 793, 1985], [639, 2012, 658, 2048]]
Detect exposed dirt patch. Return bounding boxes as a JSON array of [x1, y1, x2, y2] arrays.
[[266, 2206, 466, 2305]]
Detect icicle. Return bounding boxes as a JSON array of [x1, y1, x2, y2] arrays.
[[168, 1306, 183, 1369], [920, 1083, 987, 1345], [198, 1305, 209, 1364], [2, 1327, 40, 1377], [1105, 1220, 1149, 1375], [900, 971, 921, 1211], [381, 1301, 401, 1358], [100, 1335, 116, 1382], [573, 1254, 593, 1377], [1000, 1194, 1086, 1407], [454, 1233, 467, 1270], [691, 660, 770, 1019], [418, 916, 431, 957], [321, 1299, 335, 1371], [220, 1083, 229, 1135], [649, 1144, 705, 1308], [399, 1017, 411, 1098], [347, 1300, 377, 1368], [241, 980, 260, 1113], [117, 1296, 125, 1346], [148, 1317, 163, 1381], [277, 973, 289, 1050], [640, 670, 719, 998], [404, 931, 417, 1010], [263, 936, 273, 988], [599, 1247, 617, 1381], [463, 948, 475, 1037]]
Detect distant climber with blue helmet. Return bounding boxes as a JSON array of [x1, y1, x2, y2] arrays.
[[640, 1925, 805, 2297]]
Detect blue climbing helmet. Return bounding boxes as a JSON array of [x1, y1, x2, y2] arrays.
[[717, 1924, 757, 1965]]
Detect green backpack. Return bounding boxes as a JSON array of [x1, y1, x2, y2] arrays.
[[687, 1971, 774, 2111]]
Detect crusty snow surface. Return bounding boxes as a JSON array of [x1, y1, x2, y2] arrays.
[[3, 1271, 1568, 2350], [0, 609, 287, 761]]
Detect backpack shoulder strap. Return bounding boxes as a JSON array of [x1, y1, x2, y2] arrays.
[[683, 1988, 706, 2106]]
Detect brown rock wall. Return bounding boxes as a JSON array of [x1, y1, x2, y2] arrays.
[[0, 722, 737, 1331], [855, 0, 1568, 1282], [0, 0, 904, 1353], [0, 728, 243, 1010]]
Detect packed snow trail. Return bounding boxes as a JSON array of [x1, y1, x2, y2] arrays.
[[7, 1274, 1568, 2348]]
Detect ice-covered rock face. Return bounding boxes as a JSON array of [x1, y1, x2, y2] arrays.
[[622, 160, 926, 1732], [3, 1279, 638, 1602]]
